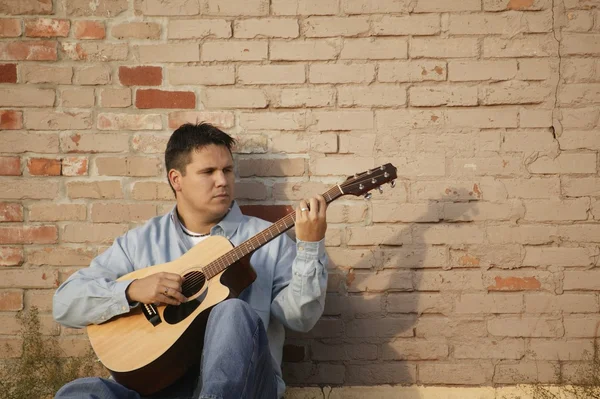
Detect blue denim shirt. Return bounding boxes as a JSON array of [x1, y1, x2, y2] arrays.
[[53, 201, 328, 397]]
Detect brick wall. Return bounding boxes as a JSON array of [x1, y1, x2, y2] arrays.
[[0, 0, 599, 388]]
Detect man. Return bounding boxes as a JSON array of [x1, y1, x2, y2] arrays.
[[53, 123, 328, 399]]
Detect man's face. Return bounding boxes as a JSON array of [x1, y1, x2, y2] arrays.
[[171, 144, 235, 223]]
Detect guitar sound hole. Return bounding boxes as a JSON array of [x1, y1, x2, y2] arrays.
[[163, 271, 207, 325]]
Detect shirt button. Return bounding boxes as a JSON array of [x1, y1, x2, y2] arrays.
[[298, 245, 304, 251]]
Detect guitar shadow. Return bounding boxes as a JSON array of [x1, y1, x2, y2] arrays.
[[280, 187, 480, 395]]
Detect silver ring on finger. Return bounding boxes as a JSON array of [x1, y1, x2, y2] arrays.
[[300, 207, 309, 212], [164, 287, 169, 296]]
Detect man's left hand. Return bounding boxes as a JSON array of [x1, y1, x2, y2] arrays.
[[295, 195, 327, 242]]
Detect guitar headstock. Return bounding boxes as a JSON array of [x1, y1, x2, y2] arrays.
[[339, 163, 397, 198]]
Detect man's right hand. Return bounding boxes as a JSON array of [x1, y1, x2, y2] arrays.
[[125, 272, 187, 306]]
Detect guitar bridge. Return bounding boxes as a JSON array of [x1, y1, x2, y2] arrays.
[[142, 303, 161, 326]]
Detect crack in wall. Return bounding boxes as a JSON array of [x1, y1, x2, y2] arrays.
[[551, 0, 564, 140]]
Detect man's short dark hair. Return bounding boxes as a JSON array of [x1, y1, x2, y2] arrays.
[[165, 123, 236, 194]]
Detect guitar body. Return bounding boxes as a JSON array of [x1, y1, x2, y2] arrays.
[[86, 235, 257, 395]]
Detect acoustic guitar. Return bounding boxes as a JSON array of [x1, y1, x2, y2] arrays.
[[87, 163, 397, 395]]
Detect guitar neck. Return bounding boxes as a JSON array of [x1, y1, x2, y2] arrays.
[[202, 185, 344, 279]]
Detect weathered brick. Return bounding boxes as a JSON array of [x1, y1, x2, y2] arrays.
[[270, 39, 339, 60], [526, 293, 599, 313], [0, 0, 52, 15], [449, 12, 551, 35], [564, 316, 600, 337], [483, 34, 558, 57], [119, 66, 162, 86], [383, 339, 448, 360], [0, 40, 57, 61], [0, 247, 23, 266], [238, 158, 305, 177], [410, 85, 477, 107], [412, 38, 478, 58], [342, 0, 411, 14], [563, 177, 600, 196], [91, 203, 157, 223], [99, 88, 131, 108], [61, 42, 127, 61], [303, 16, 369, 37], [379, 61, 446, 83], [98, 113, 162, 131], [28, 203, 86, 222], [311, 110, 373, 131], [559, 130, 600, 150], [488, 316, 564, 337], [372, 203, 439, 223], [131, 134, 169, 154], [73, 20, 105, 39], [0, 269, 58, 289], [131, 181, 172, 201], [96, 156, 161, 177], [415, 0, 481, 11], [239, 65, 305, 84], [494, 361, 558, 384], [455, 338, 525, 360], [420, 362, 494, 385], [234, 18, 298, 38], [60, 132, 129, 154], [168, 66, 234, 86], [0, 226, 57, 244], [61, 88, 95, 108], [416, 317, 487, 338], [528, 153, 597, 174], [203, 0, 268, 15], [481, 82, 553, 105], [135, 0, 200, 15], [0, 19, 22, 37], [339, 85, 407, 107], [564, 270, 600, 290], [168, 111, 235, 129], [202, 41, 267, 61], [561, 33, 600, 55], [73, 64, 110, 85], [27, 246, 95, 266], [66, 0, 127, 16], [484, 0, 551, 11], [240, 111, 306, 130], [20, 64, 72, 84], [201, 88, 267, 109], [309, 63, 374, 84], [455, 293, 523, 314], [373, 14, 440, 36], [66, 180, 123, 199], [529, 340, 593, 360], [25, 110, 92, 130], [62, 223, 128, 244], [62, 157, 88, 176], [386, 293, 452, 314], [560, 107, 599, 128], [341, 38, 407, 60], [0, 63, 17, 83], [236, 182, 268, 200], [347, 225, 411, 246], [136, 43, 199, 63], [519, 108, 553, 127], [517, 58, 557, 80], [24, 18, 69, 37], [112, 22, 161, 40], [0, 203, 22, 222], [560, 83, 600, 105], [0, 157, 21, 176], [0, 132, 58, 154], [273, 0, 338, 15], [168, 19, 230, 39], [523, 246, 595, 267], [0, 178, 59, 199], [446, 108, 519, 128]]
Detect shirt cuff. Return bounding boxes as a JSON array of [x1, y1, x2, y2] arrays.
[[114, 280, 138, 313], [294, 238, 327, 276]]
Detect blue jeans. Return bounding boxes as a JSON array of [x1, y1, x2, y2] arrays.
[[55, 299, 278, 399]]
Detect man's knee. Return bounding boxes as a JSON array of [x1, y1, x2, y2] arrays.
[[208, 299, 260, 329]]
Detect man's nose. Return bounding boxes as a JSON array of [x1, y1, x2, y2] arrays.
[[214, 170, 227, 186]]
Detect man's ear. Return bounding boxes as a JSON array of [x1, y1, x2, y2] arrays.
[[168, 169, 182, 192]]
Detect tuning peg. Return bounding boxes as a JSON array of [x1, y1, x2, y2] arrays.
[[378, 186, 383, 194], [364, 192, 372, 200], [390, 180, 396, 188]]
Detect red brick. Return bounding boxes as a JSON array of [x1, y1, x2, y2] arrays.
[[62, 157, 88, 176], [135, 89, 195, 109], [488, 276, 541, 291], [27, 158, 61, 176], [25, 18, 70, 37], [119, 66, 162, 86], [0, 290, 23, 311], [0, 247, 23, 266], [0, 156, 21, 176], [0, 19, 22, 37], [0, 63, 17, 82], [0, 203, 23, 222], [0, 226, 57, 244], [0, 40, 57, 61], [0, 110, 22, 129], [73, 20, 105, 39]]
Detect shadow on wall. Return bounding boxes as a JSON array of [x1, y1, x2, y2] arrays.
[[264, 185, 480, 390]]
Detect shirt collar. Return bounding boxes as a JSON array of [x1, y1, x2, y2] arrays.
[[170, 200, 243, 241]]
